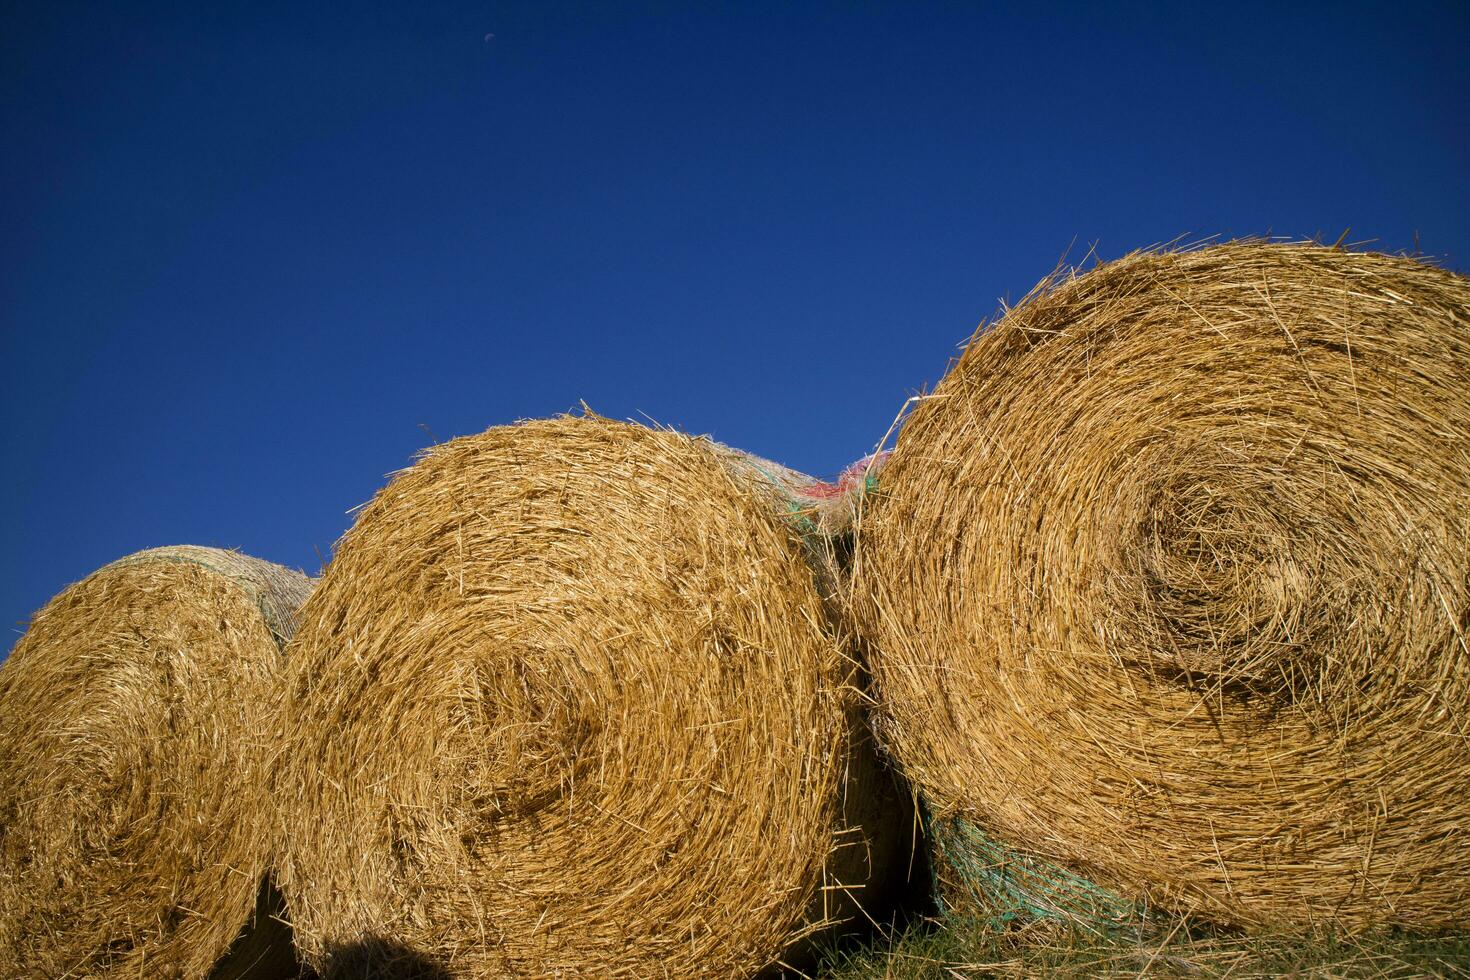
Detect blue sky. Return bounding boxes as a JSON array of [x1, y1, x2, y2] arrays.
[[3, 2, 1468, 647]]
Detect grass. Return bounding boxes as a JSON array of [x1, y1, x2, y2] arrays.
[[815, 916, 1470, 978]]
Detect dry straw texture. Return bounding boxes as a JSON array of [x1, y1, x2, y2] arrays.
[[715, 446, 890, 542], [274, 415, 903, 978], [0, 546, 313, 978], [853, 243, 1470, 930]]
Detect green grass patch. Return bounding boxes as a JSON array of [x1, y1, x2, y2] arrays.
[[815, 917, 1470, 978]]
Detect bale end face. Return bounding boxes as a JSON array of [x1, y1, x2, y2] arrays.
[[274, 417, 907, 977], [0, 547, 311, 978], [856, 244, 1470, 930]]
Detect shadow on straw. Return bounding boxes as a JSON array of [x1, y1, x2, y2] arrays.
[[315, 937, 454, 980]]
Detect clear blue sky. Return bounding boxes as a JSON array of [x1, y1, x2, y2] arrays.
[[4, 2, 1468, 649]]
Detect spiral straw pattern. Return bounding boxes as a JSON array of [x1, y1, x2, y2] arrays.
[[855, 244, 1470, 929], [0, 547, 312, 978], [275, 416, 903, 977]]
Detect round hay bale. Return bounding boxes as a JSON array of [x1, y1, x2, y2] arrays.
[[853, 243, 1470, 930], [274, 416, 904, 977], [0, 546, 313, 978]]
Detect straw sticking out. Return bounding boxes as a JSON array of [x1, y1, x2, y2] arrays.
[[0, 546, 313, 977], [854, 243, 1470, 929], [274, 415, 904, 977]]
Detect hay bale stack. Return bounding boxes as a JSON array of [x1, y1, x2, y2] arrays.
[[853, 243, 1470, 929], [274, 416, 903, 977], [0, 546, 313, 978]]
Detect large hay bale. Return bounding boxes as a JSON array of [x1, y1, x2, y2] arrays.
[[853, 243, 1470, 929], [274, 416, 904, 977], [0, 546, 313, 978]]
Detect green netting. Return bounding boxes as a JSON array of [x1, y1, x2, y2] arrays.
[[740, 459, 825, 538], [922, 802, 1141, 934]]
